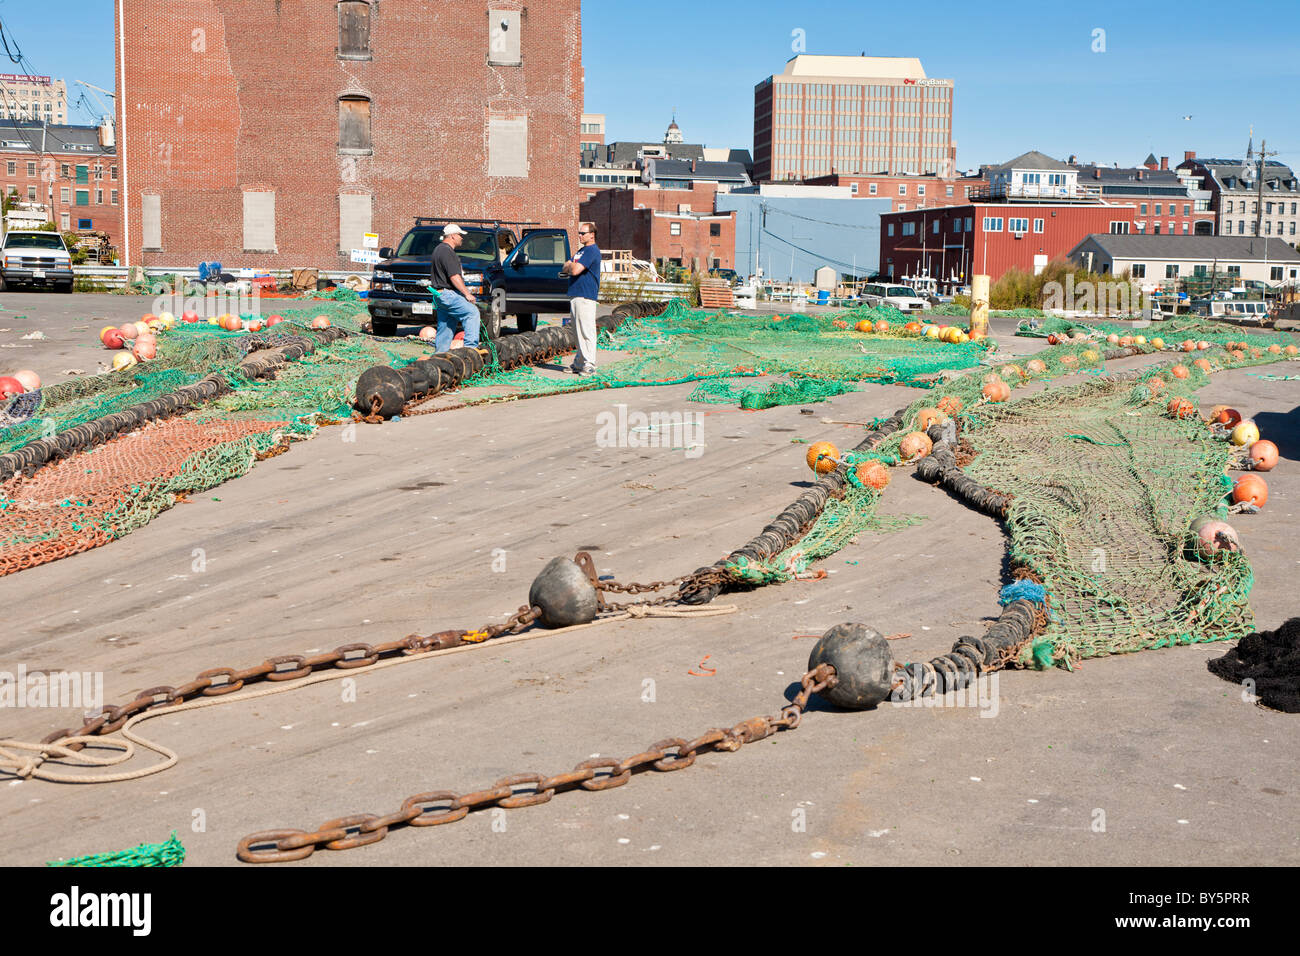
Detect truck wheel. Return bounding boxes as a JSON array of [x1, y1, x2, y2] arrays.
[[58, 281, 74, 294], [516, 313, 537, 333], [0, 274, 6, 293], [370, 317, 397, 337], [485, 302, 503, 339]]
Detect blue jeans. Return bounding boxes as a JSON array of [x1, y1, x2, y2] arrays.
[[434, 291, 480, 351]]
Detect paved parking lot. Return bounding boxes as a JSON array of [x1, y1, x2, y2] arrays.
[[2, 292, 1297, 866]]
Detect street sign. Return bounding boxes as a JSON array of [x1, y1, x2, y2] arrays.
[[362, 233, 379, 249], [351, 248, 380, 265]]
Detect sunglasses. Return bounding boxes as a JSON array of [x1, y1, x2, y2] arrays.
[[578, 230, 591, 235]]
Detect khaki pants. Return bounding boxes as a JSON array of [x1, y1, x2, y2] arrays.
[[570, 296, 598, 369]]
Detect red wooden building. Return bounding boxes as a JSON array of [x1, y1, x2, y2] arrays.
[[879, 201, 1138, 285]]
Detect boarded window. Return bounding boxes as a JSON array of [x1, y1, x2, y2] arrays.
[[339, 192, 372, 253], [243, 190, 277, 252], [487, 113, 527, 178], [339, 97, 372, 153], [338, 1, 371, 57], [487, 9, 522, 66], [142, 194, 162, 249]]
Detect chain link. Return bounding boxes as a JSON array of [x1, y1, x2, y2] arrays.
[[236, 664, 838, 862], [48, 603, 545, 754]]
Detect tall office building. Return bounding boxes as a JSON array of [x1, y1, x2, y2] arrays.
[[753, 55, 955, 183], [0, 74, 68, 124]]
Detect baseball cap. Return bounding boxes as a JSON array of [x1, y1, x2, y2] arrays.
[[442, 224, 466, 236]]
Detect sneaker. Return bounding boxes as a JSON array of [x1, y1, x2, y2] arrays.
[[577, 364, 598, 376]]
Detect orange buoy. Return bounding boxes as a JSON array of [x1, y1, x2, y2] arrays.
[[855, 460, 891, 490], [937, 395, 963, 415], [899, 431, 933, 461], [311, 316, 332, 330], [1233, 473, 1268, 507], [806, 441, 839, 474], [855, 320, 873, 333], [1167, 397, 1196, 419], [917, 408, 946, 430], [1248, 440, 1279, 471], [1026, 358, 1047, 374], [1210, 406, 1241, 427], [982, 379, 1011, 402], [1171, 364, 1189, 379], [1193, 357, 1211, 373], [874, 320, 890, 333]]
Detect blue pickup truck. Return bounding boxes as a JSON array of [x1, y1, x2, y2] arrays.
[[366, 217, 575, 338]]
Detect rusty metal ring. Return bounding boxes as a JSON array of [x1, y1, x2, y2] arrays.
[[276, 827, 348, 850], [265, 655, 313, 681], [617, 749, 666, 774], [453, 785, 514, 809], [779, 705, 803, 730], [332, 643, 379, 669], [365, 806, 423, 831], [575, 758, 632, 791], [494, 772, 556, 809], [649, 738, 696, 772], [539, 768, 596, 792], [319, 814, 388, 850], [237, 829, 316, 864], [401, 791, 470, 827], [40, 727, 73, 746], [197, 667, 244, 696], [139, 685, 179, 711], [171, 677, 214, 700]]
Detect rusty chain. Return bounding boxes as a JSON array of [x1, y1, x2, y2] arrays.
[[236, 663, 838, 863], [36, 552, 723, 754], [37, 602, 544, 753]]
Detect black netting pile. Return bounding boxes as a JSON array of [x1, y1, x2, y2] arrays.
[[1207, 618, 1300, 713]]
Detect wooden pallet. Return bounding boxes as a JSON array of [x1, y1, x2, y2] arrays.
[[698, 278, 734, 309]]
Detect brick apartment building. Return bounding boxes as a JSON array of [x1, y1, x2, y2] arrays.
[[880, 201, 1137, 286], [1073, 154, 1215, 237], [115, 0, 582, 268], [581, 182, 736, 271], [803, 171, 986, 210], [0, 120, 122, 244]]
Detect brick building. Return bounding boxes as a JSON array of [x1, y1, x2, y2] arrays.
[[580, 182, 736, 271], [802, 171, 985, 210], [880, 201, 1137, 286], [1073, 154, 1215, 237], [115, 0, 583, 268], [0, 120, 122, 243]]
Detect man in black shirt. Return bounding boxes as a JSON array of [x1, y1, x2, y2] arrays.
[[429, 224, 479, 352]]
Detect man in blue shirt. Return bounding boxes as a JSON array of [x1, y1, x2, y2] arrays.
[[562, 222, 601, 374]]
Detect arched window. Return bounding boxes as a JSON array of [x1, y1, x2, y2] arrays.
[[339, 96, 372, 153], [338, 1, 371, 58]]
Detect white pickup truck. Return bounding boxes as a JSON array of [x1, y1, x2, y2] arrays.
[[0, 230, 75, 293]]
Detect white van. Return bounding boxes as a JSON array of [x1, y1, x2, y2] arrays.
[[860, 282, 928, 313]]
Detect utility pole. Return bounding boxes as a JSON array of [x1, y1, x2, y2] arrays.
[[1254, 139, 1275, 239]]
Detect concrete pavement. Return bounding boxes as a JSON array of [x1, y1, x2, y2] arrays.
[[1, 293, 1297, 866]]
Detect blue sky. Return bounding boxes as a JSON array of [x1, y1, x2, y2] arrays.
[[7, 1, 1298, 169], [583, 0, 1300, 169]]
